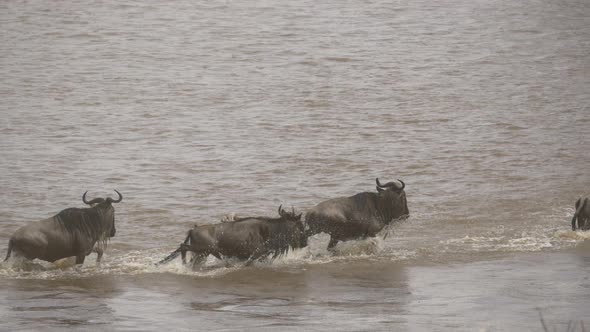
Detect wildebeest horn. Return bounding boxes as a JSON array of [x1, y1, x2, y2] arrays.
[[278, 204, 284, 216], [82, 191, 103, 206], [376, 178, 392, 188], [107, 190, 123, 203], [82, 191, 90, 204], [397, 179, 405, 191], [376, 178, 405, 191]]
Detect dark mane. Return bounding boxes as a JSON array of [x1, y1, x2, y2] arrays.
[[54, 206, 113, 248]]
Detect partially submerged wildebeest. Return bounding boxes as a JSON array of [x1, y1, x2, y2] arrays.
[[571, 197, 590, 231], [157, 206, 307, 266], [3, 190, 123, 265], [305, 178, 409, 250]]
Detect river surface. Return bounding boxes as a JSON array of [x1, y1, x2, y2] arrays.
[[1, 0, 589, 331]]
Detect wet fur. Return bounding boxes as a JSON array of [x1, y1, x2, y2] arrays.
[[158, 210, 306, 266], [305, 179, 409, 249]]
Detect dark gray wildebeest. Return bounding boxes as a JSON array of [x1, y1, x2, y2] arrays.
[[571, 197, 590, 231], [3, 190, 123, 266], [157, 206, 307, 267], [305, 178, 409, 250]]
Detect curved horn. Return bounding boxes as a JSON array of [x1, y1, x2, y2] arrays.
[[107, 190, 123, 203], [377, 178, 405, 190], [278, 204, 284, 216], [376, 178, 385, 188], [397, 179, 405, 191], [82, 191, 103, 205], [82, 191, 90, 205]]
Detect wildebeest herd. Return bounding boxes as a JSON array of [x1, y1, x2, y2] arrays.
[[2, 178, 589, 268]]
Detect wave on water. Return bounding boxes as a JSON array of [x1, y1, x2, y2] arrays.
[[0, 246, 310, 280], [439, 227, 590, 254]]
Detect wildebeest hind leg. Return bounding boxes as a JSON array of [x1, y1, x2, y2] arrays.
[[180, 243, 193, 265], [190, 254, 206, 268]]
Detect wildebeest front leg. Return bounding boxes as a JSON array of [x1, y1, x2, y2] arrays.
[[327, 237, 339, 250], [75, 255, 86, 265], [94, 247, 104, 267], [572, 215, 578, 231], [245, 247, 267, 266]]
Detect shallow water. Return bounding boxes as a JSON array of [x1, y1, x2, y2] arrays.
[[1, 0, 589, 330]]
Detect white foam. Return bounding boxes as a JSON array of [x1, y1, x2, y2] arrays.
[[3, 226, 587, 280], [438, 226, 589, 254], [554, 229, 590, 241]]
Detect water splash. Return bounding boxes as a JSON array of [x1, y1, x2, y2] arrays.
[[2, 226, 588, 280], [554, 229, 590, 241]]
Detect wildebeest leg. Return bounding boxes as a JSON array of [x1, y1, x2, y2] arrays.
[[190, 254, 207, 268], [75, 255, 86, 265], [572, 215, 578, 231], [159, 233, 191, 265], [180, 243, 193, 265], [3, 239, 13, 262], [180, 245, 188, 265], [245, 247, 267, 266], [94, 247, 104, 267], [245, 256, 263, 267], [327, 237, 339, 250]]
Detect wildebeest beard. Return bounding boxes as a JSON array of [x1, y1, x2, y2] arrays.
[[54, 206, 114, 251]]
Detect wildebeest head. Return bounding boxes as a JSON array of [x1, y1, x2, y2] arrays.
[[278, 205, 303, 222], [376, 178, 409, 220], [82, 190, 123, 237], [277, 205, 307, 248]]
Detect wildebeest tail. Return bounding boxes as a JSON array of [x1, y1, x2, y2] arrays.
[[156, 233, 190, 265], [4, 239, 13, 262]]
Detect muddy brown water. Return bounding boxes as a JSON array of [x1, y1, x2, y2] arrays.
[[1, 0, 589, 330]]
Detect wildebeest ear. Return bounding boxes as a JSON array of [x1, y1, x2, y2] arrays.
[[376, 186, 384, 193]]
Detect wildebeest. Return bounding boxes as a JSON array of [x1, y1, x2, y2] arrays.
[[157, 206, 307, 266], [305, 178, 409, 250], [571, 197, 590, 231], [3, 190, 123, 265]]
